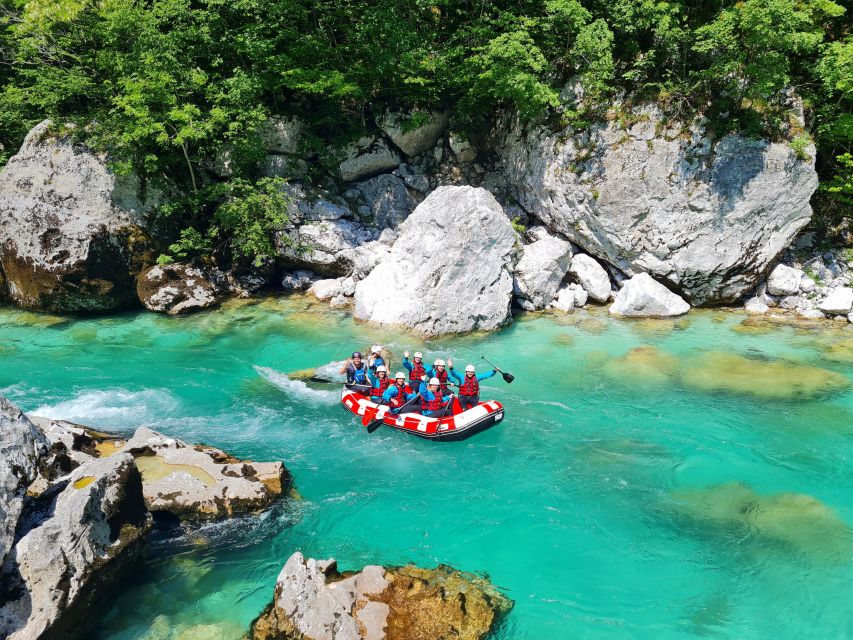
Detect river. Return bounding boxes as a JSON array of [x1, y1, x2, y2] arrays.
[[2, 297, 852, 640]]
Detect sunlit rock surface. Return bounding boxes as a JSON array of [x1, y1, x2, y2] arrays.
[[249, 552, 512, 640]]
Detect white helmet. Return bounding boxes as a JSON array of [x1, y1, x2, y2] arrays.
[[413, 351, 423, 359], [371, 345, 382, 354], [429, 377, 441, 386], [395, 371, 406, 380], [434, 358, 445, 366], [465, 364, 476, 373], [376, 365, 387, 373]]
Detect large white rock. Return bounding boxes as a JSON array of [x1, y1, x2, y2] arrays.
[[354, 186, 517, 336], [818, 287, 853, 315], [0, 121, 159, 312], [309, 278, 344, 301], [569, 253, 611, 302], [0, 397, 47, 567], [767, 264, 806, 296], [609, 273, 690, 317], [136, 263, 219, 315], [0, 453, 151, 640], [338, 136, 401, 182], [497, 106, 819, 304], [376, 111, 448, 157], [513, 227, 573, 310]]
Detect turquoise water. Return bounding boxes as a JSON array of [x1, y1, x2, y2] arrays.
[[2, 298, 853, 640]]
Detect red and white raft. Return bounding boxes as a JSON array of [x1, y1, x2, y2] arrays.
[[340, 387, 505, 441]]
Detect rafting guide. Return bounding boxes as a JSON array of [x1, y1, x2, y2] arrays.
[[340, 345, 512, 440]]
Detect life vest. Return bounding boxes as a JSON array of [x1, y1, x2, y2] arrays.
[[421, 391, 444, 413], [434, 368, 449, 392], [351, 363, 368, 384], [459, 374, 479, 396], [371, 375, 391, 396], [409, 360, 426, 383], [388, 383, 412, 409]]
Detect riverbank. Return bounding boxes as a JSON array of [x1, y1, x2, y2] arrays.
[[1, 299, 852, 639]]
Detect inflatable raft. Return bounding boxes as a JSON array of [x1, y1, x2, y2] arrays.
[[340, 386, 504, 441]]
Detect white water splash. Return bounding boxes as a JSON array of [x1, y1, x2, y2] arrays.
[[516, 398, 575, 412], [32, 388, 181, 426], [254, 365, 338, 404]]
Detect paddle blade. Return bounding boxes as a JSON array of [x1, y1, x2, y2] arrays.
[[361, 405, 379, 426], [366, 417, 384, 433], [502, 372, 515, 383]]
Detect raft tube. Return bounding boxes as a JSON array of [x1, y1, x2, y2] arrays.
[[340, 387, 504, 441]]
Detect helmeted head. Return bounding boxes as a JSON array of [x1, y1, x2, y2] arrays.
[[371, 345, 383, 355], [428, 377, 441, 390], [434, 358, 445, 370], [376, 365, 387, 377], [395, 372, 406, 383], [413, 351, 423, 362], [465, 364, 476, 376], [352, 351, 362, 361]]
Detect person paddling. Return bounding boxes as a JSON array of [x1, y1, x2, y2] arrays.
[[403, 351, 427, 390], [418, 376, 454, 417], [382, 371, 417, 412], [426, 358, 462, 394], [367, 365, 392, 403], [458, 364, 497, 411], [340, 351, 369, 386]]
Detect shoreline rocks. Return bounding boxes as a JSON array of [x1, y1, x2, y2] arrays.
[[609, 273, 690, 318], [249, 552, 512, 640]]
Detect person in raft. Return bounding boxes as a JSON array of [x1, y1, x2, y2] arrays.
[[426, 358, 462, 394], [458, 364, 497, 411], [367, 345, 386, 374], [340, 351, 370, 386], [416, 376, 454, 417], [382, 371, 417, 412], [402, 351, 427, 390], [367, 365, 392, 403]]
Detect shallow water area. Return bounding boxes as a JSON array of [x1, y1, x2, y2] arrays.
[[2, 299, 853, 639]]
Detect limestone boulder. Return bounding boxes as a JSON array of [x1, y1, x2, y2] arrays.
[[353, 174, 416, 229], [818, 287, 853, 316], [136, 263, 219, 315], [0, 397, 47, 567], [0, 120, 158, 312], [609, 273, 690, 317], [569, 253, 612, 303], [309, 278, 344, 301], [497, 107, 819, 304], [513, 227, 573, 310], [354, 186, 517, 336], [0, 453, 151, 640], [259, 116, 304, 155], [338, 137, 401, 182], [550, 283, 587, 312], [376, 111, 449, 157], [284, 184, 352, 223], [276, 220, 376, 277], [767, 264, 806, 296], [249, 552, 512, 640], [281, 270, 320, 293], [119, 427, 290, 521]]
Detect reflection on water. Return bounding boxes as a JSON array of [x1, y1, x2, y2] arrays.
[[1, 300, 852, 640]]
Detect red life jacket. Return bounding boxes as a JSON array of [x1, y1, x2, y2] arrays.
[[388, 383, 412, 408], [371, 376, 391, 396], [421, 391, 444, 413], [460, 374, 479, 396], [409, 360, 426, 383], [434, 368, 449, 391]]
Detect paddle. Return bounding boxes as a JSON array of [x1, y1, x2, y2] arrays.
[[367, 392, 421, 433], [481, 356, 514, 383]]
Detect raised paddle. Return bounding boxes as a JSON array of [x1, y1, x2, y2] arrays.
[[481, 356, 515, 383]]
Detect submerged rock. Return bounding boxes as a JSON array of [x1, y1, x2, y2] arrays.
[[249, 552, 511, 640], [0, 453, 151, 640], [136, 263, 219, 315], [120, 427, 290, 521], [609, 273, 690, 317], [497, 108, 818, 304], [0, 120, 158, 313], [668, 482, 853, 562], [602, 346, 679, 386], [513, 226, 573, 310], [354, 186, 517, 336], [681, 351, 849, 400]]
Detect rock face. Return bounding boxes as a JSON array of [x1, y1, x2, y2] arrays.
[[512, 227, 573, 310], [249, 552, 512, 640], [338, 137, 402, 182], [497, 107, 819, 304], [376, 111, 449, 157], [569, 253, 612, 303], [353, 174, 416, 229], [354, 186, 517, 336], [0, 398, 47, 567], [277, 219, 376, 277], [0, 453, 151, 640], [0, 120, 158, 313], [767, 264, 805, 296], [610, 273, 691, 317], [120, 427, 290, 521], [136, 263, 219, 314]]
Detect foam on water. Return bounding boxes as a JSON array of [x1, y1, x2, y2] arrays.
[[253, 365, 339, 404], [31, 388, 181, 428]]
